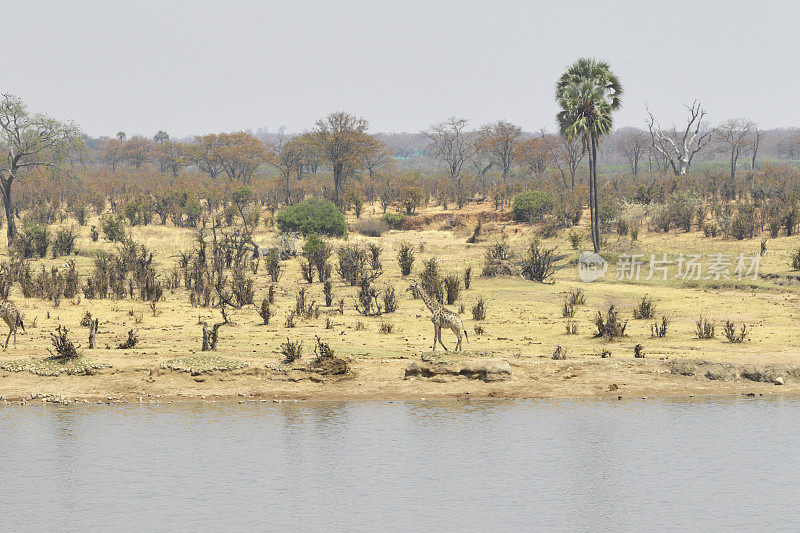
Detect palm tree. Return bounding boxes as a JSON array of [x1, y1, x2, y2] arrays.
[[556, 58, 622, 252]]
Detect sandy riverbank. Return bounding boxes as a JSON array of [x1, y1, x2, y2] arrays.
[[1, 355, 797, 405]]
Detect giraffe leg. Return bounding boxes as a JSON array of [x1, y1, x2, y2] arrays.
[[455, 328, 462, 352], [432, 324, 438, 351], [4, 328, 10, 349], [438, 326, 449, 351]]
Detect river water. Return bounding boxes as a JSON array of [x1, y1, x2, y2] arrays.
[[1, 397, 799, 532]]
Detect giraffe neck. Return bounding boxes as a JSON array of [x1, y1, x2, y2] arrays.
[[416, 285, 440, 314]]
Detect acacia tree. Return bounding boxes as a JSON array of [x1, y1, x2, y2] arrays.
[[556, 58, 623, 252], [312, 112, 369, 204], [715, 119, 758, 181], [479, 121, 522, 190], [215, 132, 270, 184], [0, 94, 83, 241], [123, 136, 154, 169], [157, 140, 187, 181], [190, 134, 225, 181], [646, 101, 713, 176]]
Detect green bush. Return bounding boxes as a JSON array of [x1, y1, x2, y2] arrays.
[[381, 213, 406, 229], [512, 191, 555, 223], [14, 224, 50, 258], [184, 200, 202, 228], [102, 215, 126, 242], [52, 228, 77, 257], [276, 198, 347, 237]]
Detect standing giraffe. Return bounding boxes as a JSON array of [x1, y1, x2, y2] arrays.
[[0, 300, 24, 348], [407, 280, 467, 352]]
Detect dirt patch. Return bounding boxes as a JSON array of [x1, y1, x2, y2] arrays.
[[310, 356, 350, 375]]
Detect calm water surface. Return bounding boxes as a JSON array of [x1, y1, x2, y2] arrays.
[[1, 397, 799, 532]]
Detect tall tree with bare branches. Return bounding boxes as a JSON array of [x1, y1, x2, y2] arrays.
[[479, 121, 522, 189], [312, 111, 369, 204], [541, 132, 584, 189], [424, 117, 479, 199], [615, 127, 649, 177], [715, 119, 758, 181], [360, 135, 392, 203]]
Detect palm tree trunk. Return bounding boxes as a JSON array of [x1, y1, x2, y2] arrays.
[[586, 139, 598, 253], [591, 135, 600, 252]]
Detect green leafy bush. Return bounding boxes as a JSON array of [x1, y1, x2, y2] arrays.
[[102, 215, 126, 242], [52, 228, 77, 257], [512, 191, 555, 223], [381, 213, 405, 229], [276, 198, 347, 237], [14, 224, 50, 258]]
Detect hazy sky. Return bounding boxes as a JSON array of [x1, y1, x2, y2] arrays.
[[1, 0, 797, 138]]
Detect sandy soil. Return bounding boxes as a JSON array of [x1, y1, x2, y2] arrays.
[[3, 202, 800, 405], [1, 354, 797, 405]]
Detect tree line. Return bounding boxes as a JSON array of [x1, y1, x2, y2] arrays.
[[2, 58, 800, 251]]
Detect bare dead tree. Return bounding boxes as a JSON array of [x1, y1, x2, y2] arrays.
[[646, 101, 713, 176], [715, 119, 758, 181], [202, 307, 230, 351], [88, 318, 99, 349]]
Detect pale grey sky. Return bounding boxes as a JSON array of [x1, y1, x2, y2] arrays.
[[1, 0, 796, 137]]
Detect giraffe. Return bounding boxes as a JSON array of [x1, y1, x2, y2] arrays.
[[407, 280, 467, 352], [0, 299, 24, 349]]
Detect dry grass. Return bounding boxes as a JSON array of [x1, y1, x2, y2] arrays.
[[1, 199, 800, 386]]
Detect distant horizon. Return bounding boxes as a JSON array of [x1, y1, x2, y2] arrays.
[[2, 0, 798, 138]]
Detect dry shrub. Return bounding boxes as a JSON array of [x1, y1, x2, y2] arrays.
[[594, 305, 627, 339], [258, 298, 272, 325], [482, 237, 516, 277], [383, 285, 397, 313], [521, 238, 556, 282], [651, 316, 668, 338], [117, 329, 139, 349], [551, 345, 567, 360], [397, 242, 415, 276], [52, 227, 77, 257], [420, 257, 443, 303], [443, 274, 461, 305], [280, 338, 303, 364], [723, 320, 748, 343], [48, 325, 79, 359], [352, 218, 389, 237], [472, 297, 486, 320], [633, 296, 655, 319], [696, 316, 715, 339]]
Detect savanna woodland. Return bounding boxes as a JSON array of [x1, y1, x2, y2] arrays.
[[3, 57, 800, 402]]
